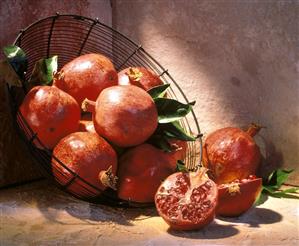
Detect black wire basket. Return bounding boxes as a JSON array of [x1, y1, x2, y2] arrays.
[[7, 14, 203, 207]]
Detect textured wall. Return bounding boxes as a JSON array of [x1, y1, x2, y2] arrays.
[[112, 0, 299, 182], [0, 0, 112, 187]]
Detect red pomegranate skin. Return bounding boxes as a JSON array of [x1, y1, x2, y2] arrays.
[[217, 176, 262, 217], [166, 139, 188, 170], [203, 126, 261, 184], [52, 132, 117, 198], [53, 53, 118, 106], [93, 85, 158, 147], [19, 86, 80, 149], [117, 143, 177, 203], [118, 67, 163, 91]]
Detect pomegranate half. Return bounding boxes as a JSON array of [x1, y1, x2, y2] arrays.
[[217, 175, 262, 217], [155, 168, 218, 230]]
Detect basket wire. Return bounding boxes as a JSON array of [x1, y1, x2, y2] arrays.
[[8, 14, 203, 207]]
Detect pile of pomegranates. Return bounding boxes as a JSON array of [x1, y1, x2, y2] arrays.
[[14, 49, 266, 231]]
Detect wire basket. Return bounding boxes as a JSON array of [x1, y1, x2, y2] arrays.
[[7, 14, 203, 207]]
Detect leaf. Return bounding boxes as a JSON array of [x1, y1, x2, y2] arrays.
[[147, 134, 172, 152], [261, 168, 299, 200], [28, 56, 58, 86], [176, 160, 188, 172], [155, 97, 195, 123], [159, 121, 196, 141], [254, 192, 268, 206], [265, 169, 294, 189], [0, 60, 23, 87], [3, 45, 27, 78], [148, 84, 170, 99]]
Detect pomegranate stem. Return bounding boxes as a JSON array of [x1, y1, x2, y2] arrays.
[[246, 123, 265, 137], [81, 98, 96, 113]]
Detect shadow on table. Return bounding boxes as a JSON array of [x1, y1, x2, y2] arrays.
[[217, 207, 283, 227], [31, 181, 158, 226], [167, 222, 239, 239]]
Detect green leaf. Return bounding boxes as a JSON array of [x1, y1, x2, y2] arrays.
[[176, 160, 188, 172], [155, 97, 195, 123], [254, 192, 268, 206], [3, 45, 27, 78], [0, 60, 23, 87], [147, 134, 172, 152], [261, 168, 299, 200], [266, 169, 294, 189], [28, 56, 58, 86], [160, 121, 196, 141], [148, 84, 170, 99]]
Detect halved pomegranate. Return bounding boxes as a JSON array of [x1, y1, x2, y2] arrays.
[[217, 175, 262, 217], [155, 168, 218, 230]]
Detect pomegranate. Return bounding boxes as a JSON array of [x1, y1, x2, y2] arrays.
[[19, 85, 80, 149], [118, 67, 163, 91], [202, 123, 262, 184], [117, 143, 177, 203], [52, 132, 117, 199], [53, 53, 118, 106], [155, 168, 218, 230], [217, 175, 262, 217], [82, 85, 158, 147]]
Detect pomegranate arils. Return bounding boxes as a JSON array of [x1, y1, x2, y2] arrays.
[[156, 174, 214, 223]]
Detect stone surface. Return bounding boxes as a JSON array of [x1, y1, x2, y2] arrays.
[[0, 180, 298, 245], [112, 0, 299, 183]]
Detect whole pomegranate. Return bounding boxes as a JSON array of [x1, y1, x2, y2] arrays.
[[117, 143, 178, 203], [155, 168, 218, 230], [118, 67, 163, 91], [52, 132, 117, 199], [82, 85, 158, 147], [53, 53, 118, 106], [202, 124, 262, 184], [217, 175, 262, 217], [19, 86, 80, 149]]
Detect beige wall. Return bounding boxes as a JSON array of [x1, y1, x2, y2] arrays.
[[112, 0, 299, 182], [1, 0, 298, 185]]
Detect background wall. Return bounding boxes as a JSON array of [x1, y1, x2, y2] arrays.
[[0, 0, 298, 186], [0, 0, 112, 187], [112, 0, 299, 182]]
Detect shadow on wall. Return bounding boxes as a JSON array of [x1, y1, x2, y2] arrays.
[[112, 0, 299, 182]]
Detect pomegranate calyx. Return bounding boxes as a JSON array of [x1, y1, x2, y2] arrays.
[[127, 67, 143, 82], [81, 98, 96, 113], [99, 165, 118, 190], [227, 183, 241, 195], [246, 123, 265, 137]]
